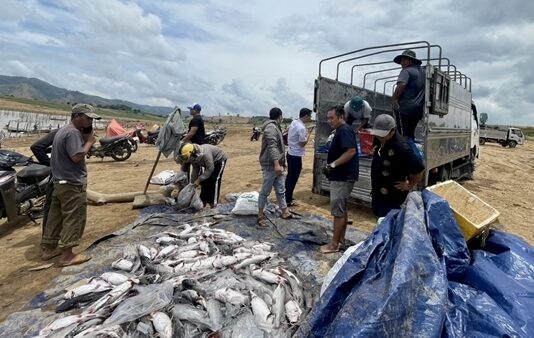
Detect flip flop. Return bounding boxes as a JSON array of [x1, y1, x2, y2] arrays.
[[287, 201, 299, 207], [281, 213, 299, 220], [59, 254, 91, 267], [257, 217, 269, 228], [319, 244, 340, 254], [41, 249, 61, 261]]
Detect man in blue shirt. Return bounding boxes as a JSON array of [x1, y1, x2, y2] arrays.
[[320, 106, 359, 253]]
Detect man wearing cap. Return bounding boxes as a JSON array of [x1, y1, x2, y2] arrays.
[[320, 105, 358, 254], [40, 103, 99, 266], [343, 96, 372, 131], [182, 103, 205, 145], [370, 114, 425, 217], [284, 107, 313, 207], [257, 107, 294, 227], [391, 49, 426, 139]]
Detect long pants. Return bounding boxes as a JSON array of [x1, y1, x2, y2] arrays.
[[258, 166, 287, 210], [395, 103, 424, 139], [372, 194, 402, 218], [41, 183, 87, 248], [199, 160, 226, 206], [284, 153, 302, 204]]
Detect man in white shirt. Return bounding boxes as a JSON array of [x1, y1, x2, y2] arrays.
[[285, 107, 313, 206]]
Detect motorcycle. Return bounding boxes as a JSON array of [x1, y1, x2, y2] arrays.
[[0, 150, 50, 222], [250, 127, 261, 141], [205, 126, 227, 145], [129, 125, 159, 146], [87, 136, 133, 161]]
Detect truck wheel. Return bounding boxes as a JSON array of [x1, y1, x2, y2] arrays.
[[501, 142, 508, 147], [439, 166, 450, 182], [508, 140, 517, 148], [479, 138, 485, 145]]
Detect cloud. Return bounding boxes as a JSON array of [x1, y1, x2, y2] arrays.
[[0, 0, 533, 125]]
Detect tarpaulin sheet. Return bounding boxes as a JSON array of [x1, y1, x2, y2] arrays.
[[297, 190, 534, 338], [105, 118, 127, 137]]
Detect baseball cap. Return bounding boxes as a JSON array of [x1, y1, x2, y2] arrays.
[[187, 103, 202, 112], [349, 96, 364, 111], [370, 114, 396, 137], [72, 103, 101, 119]]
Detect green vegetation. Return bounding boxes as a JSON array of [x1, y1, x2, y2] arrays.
[[522, 127, 534, 138]]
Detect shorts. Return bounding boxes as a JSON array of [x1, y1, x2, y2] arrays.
[[330, 181, 355, 217]]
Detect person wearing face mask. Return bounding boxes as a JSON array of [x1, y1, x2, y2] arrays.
[[370, 114, 425, 217]]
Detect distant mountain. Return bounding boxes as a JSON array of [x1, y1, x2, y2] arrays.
[[0, 75, 172, 115]]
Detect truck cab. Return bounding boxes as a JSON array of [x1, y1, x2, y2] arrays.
[[480, 126, 524, 148], [312, 41, 478, 204]]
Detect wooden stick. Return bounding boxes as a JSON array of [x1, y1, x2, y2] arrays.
[[143, 150, 162, 194]]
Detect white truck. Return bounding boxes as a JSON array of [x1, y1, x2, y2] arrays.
[[479, 126, 524, 148], [312, 41, 480, 204]]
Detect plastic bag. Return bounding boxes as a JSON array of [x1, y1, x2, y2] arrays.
[[190, 190, 204, 211], [177, 183, 195, 209], [231, 192, 259, 215], [150, 170, 176, 185], [103, 281, 173, 326], [173, 171, 188, 187]]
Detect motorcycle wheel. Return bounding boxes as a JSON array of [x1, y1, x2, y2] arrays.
[[128, 138, 138, 152], [111, 145, 132, 161]]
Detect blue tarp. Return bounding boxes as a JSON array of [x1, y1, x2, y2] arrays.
[[297, 190, 534, 338]]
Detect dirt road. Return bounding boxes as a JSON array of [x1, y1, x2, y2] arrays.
[[0, 127, 532, 321]]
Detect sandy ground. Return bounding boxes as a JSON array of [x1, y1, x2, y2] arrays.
[[0, 126, 532, 322]]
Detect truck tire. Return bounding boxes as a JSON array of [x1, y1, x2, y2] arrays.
[[501, 142, 508, 147], [479, 138, 485, 145], [508, 140, 517, 148]]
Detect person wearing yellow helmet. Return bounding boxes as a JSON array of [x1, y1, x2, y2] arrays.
[[177, 142, 227, 208]]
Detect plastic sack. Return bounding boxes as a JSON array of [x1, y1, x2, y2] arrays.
[[173, 171, 188, 187], [177, 183, 195, 209], [103, 281, 173, 326], [190, 190, 204, 211], [231, 192, 259, 215], [150, 170, 176, 185]]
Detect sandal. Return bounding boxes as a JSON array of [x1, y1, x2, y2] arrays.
[[281, 213, 295, 220], [257, 217, 269, 228], [319, 244, 340, 254], [59, 254, 92, 267], [41, 248, 61, 261], [287, 201, 299, 207]]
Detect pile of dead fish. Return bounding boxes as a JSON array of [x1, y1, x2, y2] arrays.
[[37, 221, 311, 337]]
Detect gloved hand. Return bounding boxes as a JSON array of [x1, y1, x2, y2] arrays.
[[322, 163, 335, 178]]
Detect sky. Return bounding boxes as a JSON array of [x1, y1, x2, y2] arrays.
[[1, 0, 533, 124]]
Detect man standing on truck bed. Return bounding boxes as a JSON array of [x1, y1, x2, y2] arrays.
[[320, 106, 358, 254], [370, 114, 425, 217], [182, 103, 205, 145], [391, 49, 425, 139]]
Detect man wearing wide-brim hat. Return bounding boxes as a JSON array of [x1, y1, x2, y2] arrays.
[[391, 49, 425, 140]]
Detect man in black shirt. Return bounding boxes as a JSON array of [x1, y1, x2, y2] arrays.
[[370, 114, 425, 217], [182, 103, 205, 145], [320, 106, 359, 253]]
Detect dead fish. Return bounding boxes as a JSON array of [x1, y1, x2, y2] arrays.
[[272, 283, 286, 328], [285, 300, 302, 323], [64, 280, 112, 299], [213, 255, 238, 268], [234, 254, 271, 269], [56, 290, 109, 313], [214, 287, 249, 306], [111, 258, 133, 272], [86, 280, 133, 313], [278, 267, 304, 305], [38, 313, 101, 337], [154, 245, 177, 260], [155, 236, 180, 245], [72, 324, 124, 338], [251, 269, 287, 285], [212, 214, 227, 220], [206, 299, 223, 330], [250, 291, 274, 333], [137, 244, 152, 260], [150, 311, 173, 338], [172, 303, 212, 330], [100, 272, 129, 286]]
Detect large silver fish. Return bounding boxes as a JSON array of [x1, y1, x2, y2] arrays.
[[150, 311, 173, 338]]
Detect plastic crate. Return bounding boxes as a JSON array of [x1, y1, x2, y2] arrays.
[[425, 180, 500, 240], [357, 129, 374, 155]]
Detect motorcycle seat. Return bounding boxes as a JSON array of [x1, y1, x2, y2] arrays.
[[147, 130, 159, 136], [17, 164, 51, 181], [99, 136, 126, 145]]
